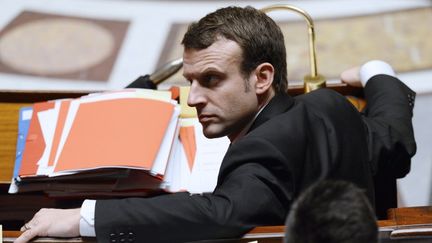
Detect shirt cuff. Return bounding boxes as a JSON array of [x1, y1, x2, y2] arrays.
[[80, 199, 96, 237], [359, 60, 396, 87]]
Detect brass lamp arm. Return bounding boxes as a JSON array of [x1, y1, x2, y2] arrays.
[[260, 4, 326, 93], [260, 5, 317, 77]]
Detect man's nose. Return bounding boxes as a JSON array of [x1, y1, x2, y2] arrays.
[[187, 81, 206, 107]]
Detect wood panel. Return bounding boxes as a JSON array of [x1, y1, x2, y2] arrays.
[[0, 103, 27, 183]]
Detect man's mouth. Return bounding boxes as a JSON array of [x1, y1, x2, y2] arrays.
[[198, 114, 215, 123]]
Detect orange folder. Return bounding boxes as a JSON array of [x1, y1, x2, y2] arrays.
[[19, 101, 55, 177], [53, 98, 175, 173], [179, 126, 196, 172], [47, 100, 71, 167]]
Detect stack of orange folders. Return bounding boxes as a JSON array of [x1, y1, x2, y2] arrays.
[[9, 89, 181, 197]]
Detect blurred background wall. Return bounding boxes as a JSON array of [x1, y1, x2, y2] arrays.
[[0, 0, 431, 208]]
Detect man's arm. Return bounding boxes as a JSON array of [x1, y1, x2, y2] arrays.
[[341, 60, 416, 177], [362, 74, 416, 177], [93, 137, 290, 242], [15, 137, 290, 243]]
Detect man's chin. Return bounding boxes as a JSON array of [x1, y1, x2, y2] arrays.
[[202, 131, 221, 139], [202, 125, 225, 139]]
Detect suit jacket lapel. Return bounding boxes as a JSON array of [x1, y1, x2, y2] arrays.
[[248, 93, 295, 133]]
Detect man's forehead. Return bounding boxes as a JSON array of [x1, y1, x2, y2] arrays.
[[184, 39, 241, 59], [183, 39, 242, 75]]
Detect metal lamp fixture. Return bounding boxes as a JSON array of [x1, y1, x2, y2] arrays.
[[260, 4, 326, 93]]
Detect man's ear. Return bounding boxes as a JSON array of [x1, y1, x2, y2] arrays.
[[253, 63, 274, 95]]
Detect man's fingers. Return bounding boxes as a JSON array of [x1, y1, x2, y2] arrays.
[[20, 222, 33, 232], [15, 208, 81, 242], [14, 227, 40, 243], [340, 66, 362, 87], [20, 225, 26, 232], [16, 218, 46, 243]]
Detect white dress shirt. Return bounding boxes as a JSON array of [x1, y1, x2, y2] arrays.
[[79, 60, 397, 237]]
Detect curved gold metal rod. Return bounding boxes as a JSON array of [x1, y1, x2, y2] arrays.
[[260, 4, 326, 92]]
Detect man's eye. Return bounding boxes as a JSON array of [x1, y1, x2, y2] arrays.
[[202, 75, 219, 86]]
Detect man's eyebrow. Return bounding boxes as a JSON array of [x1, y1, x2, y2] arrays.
[[200, 67, 224, 76], [183, 67, 223, 80]]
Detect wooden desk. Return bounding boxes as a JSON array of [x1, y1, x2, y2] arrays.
[[3, 206, 432, 243], [380, 206, 432, 240], [244, 215, 432, 243]]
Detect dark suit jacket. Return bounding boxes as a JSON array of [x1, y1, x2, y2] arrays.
[[94, 75, 416, 243]]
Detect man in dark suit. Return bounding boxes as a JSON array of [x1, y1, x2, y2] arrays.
[[15, 6, 416, 243]]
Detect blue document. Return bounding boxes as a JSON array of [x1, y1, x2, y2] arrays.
[[13, 106, 33, 178]]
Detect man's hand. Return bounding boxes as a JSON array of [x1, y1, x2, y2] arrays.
[[340, 66, 362, 87], [14, 208, 81, 243]]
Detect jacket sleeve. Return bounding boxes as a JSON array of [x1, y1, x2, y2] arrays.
[[362, 74, 416, 178], [94, 137, 292, 243]]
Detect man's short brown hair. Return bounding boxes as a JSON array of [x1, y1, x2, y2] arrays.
[[182, 6, 288, 93]]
